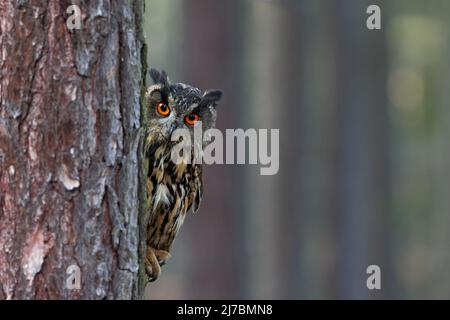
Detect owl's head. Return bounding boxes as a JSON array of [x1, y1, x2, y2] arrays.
[[144, 68, 223, 142]]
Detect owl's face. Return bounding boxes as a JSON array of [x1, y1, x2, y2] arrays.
[[144, 69, 222, 145]]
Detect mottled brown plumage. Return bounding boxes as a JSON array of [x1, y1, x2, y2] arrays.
[[144, 69, 222, 281]]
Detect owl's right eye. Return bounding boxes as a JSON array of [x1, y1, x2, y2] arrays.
[[156, 102, 171, 117]]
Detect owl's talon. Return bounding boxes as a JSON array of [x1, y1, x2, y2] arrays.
[[145, 247, 171, 282], [145, 247, 161, 282], [145, 261, 160, 282]]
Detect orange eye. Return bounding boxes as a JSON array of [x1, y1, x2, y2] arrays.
[[156, 102, 170, 117], [185, 113, 200, 125]]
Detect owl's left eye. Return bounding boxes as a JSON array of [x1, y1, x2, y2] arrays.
[[184, 113, 200, 126]]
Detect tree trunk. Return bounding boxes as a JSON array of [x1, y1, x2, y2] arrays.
[[0, 0, 147, 299]]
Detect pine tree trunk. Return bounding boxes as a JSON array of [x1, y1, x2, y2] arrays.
[[0, 0, 148, 299]]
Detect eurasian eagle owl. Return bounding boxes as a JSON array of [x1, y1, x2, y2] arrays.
[[144, 69, 222, 281]]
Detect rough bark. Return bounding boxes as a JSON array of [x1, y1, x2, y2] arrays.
[[0, 0, 147, 299]]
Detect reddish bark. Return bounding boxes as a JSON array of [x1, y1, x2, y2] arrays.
[[0, 0, 146, 299]]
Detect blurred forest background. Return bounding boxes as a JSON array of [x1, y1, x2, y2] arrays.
[[144, 0, 450, 299]]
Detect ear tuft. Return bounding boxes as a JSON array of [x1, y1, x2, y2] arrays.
[[149, 68, 169, 86], [149, 68, 161, 84], [203, 90, 223, 105], [160, 70, 169, 86]]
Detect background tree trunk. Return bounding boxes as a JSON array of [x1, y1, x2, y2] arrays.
[[0, 0, 147, 299], [332, 0, 392, 299]]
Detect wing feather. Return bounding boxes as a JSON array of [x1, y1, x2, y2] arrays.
[[187, 165, 203, 213]]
